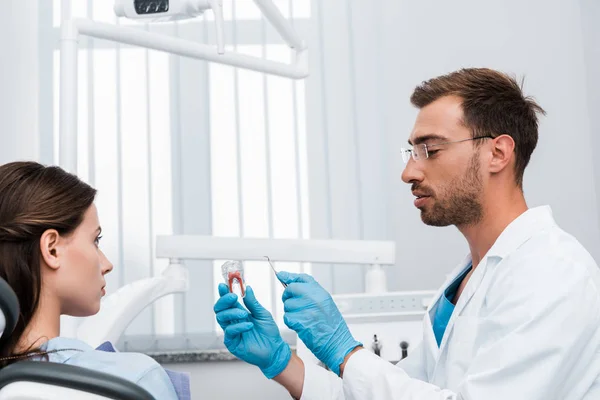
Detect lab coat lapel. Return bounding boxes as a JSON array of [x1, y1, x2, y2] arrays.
[[437, 258, 489, 353], [423, 301, 439, 360], [425, 207, 557, 376], [423, 254, 472, 361], [435, 207, 556, 352]]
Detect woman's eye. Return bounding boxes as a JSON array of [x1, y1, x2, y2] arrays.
[[95, 236, 103, 246]]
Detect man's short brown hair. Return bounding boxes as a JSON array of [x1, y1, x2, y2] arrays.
[[410, 68, 546, 187]]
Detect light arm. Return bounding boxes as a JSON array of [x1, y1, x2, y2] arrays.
[[59, 0, 308, 172]]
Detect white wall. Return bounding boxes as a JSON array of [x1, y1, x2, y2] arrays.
[[5, 1, 595, 296], [381, 0, 600, 290], [0, 1, 40, 164], [309, 0, 600, 292], [581, 0, 600, 236]]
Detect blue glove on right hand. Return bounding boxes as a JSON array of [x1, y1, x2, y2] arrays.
[[213, 283, 291, 379], [278, 272, 362, 376]]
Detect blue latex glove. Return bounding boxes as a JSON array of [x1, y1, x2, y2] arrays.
[[278, 272, 362, 376], [213, 283, 291, 379]]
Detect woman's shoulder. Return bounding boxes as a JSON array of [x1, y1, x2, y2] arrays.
[[45, 337, 161, 380], [43, 337, 179, 399]]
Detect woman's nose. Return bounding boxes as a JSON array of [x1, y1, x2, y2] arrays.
[[100, 250, 114, 275]]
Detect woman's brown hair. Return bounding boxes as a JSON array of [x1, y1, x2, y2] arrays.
[[0, 161, 96, 366]]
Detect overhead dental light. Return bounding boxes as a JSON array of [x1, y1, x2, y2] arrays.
[[59, 0, 308, 173], [114, 0, 226, 53]]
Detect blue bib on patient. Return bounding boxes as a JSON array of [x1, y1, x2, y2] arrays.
[[96, 341, 190, 400], [432, 265, 472, 347]]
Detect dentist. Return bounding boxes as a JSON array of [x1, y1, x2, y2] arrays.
[[214, 68, 600, 399]]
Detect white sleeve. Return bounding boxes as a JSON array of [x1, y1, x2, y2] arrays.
[[342, 350, 456, 400], [300, 361, 345, 400], [299, 348, 452, 400]]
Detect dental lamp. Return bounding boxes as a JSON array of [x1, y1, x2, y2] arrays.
[[59, 0, 308, 173], [114, 0, 226, 53]]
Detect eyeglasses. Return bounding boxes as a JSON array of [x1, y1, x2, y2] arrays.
[[400, 136, 493, 163]]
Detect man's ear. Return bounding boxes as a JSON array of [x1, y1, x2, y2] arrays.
[[489, 134, 516, 174], [40, 229, 61, 270]]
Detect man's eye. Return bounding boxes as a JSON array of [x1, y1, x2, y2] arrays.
[[428, 150, 440, 156]]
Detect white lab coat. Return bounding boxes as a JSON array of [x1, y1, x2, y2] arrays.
[[299, 206, 600, 400]]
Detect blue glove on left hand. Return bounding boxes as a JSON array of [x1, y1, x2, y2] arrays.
[[213, 283, 291, 379], [278, 272, 362, 376]]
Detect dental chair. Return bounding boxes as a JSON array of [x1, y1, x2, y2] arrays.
[[0, 278, 155, 400], [60, 262, 188, 348]]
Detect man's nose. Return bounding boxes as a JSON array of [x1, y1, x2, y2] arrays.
[[401, 158, 424, 184]]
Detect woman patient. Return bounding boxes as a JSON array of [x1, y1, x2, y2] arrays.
[[0, 161, 178, 399]]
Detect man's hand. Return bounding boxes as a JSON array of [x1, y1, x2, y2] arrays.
[[213, 283, 291, 379], [278, 271, 362, 376]]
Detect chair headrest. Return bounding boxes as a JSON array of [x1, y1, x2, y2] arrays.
[[0, 278, 19, 340]]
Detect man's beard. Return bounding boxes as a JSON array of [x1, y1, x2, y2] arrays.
[[419, 155, 484, 227]]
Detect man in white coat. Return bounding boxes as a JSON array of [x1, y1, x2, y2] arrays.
[[214, 68, 600, 399]]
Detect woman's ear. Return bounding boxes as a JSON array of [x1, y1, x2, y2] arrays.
[[40, 229, 61, 270], [489, 134, 516, 174]]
